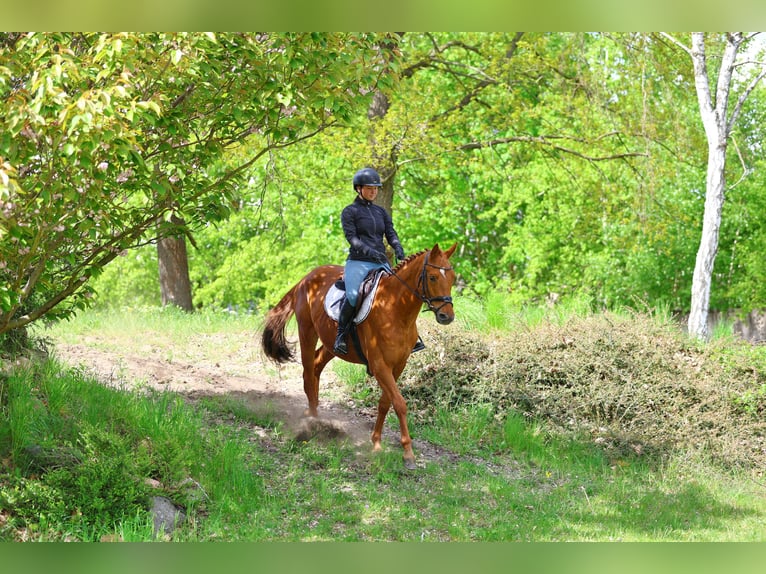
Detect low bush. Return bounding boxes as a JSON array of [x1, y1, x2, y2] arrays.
[[403, 311, 766, 469]]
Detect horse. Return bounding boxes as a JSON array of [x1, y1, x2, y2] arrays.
[[261, 243, 457, 468]]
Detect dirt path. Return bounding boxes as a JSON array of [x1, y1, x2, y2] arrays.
[[51, 334, 457, 466]]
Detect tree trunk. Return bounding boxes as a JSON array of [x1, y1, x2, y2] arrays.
[[367, 90, 396, 216], [376, 167, 395, 216], [157, 214, 194, 312], [686, 33, 740, 340], [688, 140, 728, 339]]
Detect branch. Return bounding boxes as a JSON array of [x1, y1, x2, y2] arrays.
[[189, 121, 337, 204], [726, 135, 750, 192], [689, 33, 719, 141], [659, 32, 692, 56], [728, 67, 766, 133], [714, 34, 743, 124], [400, 33, 524, 124], [459, 134, 649, 162], [1, 249, 124, 333], [0, 195, 182, 335], [505, 32, 524, 59], [171, 83, 196, 108], [429, 79, 497, 122], [401, 34, 487, 78]]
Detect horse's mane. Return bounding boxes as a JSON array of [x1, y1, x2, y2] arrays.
[[392, 249, 428, 273]]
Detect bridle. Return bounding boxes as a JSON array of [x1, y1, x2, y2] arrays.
[[390, 252, 454, 316]]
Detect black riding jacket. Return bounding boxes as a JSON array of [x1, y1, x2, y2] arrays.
[[341, 196, 404, 263]]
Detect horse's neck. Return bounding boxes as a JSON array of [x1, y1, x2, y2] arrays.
[[386, 253, 425, 315]]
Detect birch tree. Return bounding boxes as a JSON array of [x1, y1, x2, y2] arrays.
[[661, 32, 766, 339]]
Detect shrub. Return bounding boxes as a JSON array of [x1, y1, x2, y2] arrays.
[[402, 311, 766, 469]]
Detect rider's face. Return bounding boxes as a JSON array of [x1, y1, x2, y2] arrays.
[[359, 185, 379, 201]]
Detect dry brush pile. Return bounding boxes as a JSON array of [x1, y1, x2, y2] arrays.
[[402, 312, 766, 470]]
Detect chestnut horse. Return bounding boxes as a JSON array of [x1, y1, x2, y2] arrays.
[[261, 243, 457, 468]]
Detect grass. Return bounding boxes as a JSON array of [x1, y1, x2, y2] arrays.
[[2, 302, 766, 541], [46, 305, 262, 364]]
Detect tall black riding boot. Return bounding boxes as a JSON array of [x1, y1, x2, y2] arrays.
[[333, 298, 356, 355]]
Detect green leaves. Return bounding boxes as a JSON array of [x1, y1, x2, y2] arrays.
[[13, 30, 766, 331], [1, 32, 397, 335]]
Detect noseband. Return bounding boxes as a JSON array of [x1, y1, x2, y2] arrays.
[[418, 253, 455, 315]]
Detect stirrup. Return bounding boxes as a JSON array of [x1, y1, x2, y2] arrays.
[[333, 336, 348, 355], [412, 337, 426, 353]]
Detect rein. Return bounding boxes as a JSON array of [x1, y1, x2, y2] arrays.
[[389, 252, 454, 315]]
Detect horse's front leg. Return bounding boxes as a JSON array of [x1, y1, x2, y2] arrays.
[[372, 367, 416, 469]]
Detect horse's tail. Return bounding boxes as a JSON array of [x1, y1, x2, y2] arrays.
[[261, 283, 298, 364]]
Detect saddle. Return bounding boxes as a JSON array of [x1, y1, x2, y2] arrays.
[[324, 268, 386, 324]]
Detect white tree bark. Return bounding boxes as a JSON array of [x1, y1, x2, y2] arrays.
[[688, 138, 727, 340]]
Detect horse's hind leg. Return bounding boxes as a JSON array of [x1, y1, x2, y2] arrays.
[[313, 345, 334, 380], [371, 391, 391, 453], [298, 328, 321, 417], [306, 345, 334, 414]]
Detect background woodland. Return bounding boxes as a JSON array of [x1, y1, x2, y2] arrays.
[[3, 32, 766, 338]]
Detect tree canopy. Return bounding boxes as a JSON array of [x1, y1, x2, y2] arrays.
[[4, 32, 766, 338], [0, 32, 396, 334]]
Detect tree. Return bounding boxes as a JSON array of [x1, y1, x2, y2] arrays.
[[348, 33, 654, 296], [81, 33, 766, 316], [661, 32, 766, 339], [157, 214, 193, 311], [0, 32, 397, 336]]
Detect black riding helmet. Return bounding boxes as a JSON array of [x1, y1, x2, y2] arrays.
[[352, 167, 383, 190]]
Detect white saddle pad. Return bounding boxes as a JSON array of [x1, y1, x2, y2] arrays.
[[324, 271, 384, 324]]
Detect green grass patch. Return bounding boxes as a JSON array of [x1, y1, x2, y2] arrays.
[[332, 361, 374, 403], [0, 359, 265, 541], [44, 305, 261, 348]]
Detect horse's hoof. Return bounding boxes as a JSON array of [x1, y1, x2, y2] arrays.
[[403, 458, 417, 470]]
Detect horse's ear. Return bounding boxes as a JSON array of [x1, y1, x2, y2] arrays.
[[431, 242, 457, 259]]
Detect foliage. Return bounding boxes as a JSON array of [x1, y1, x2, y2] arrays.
[[91, 33, 707, 310], [189, 148, 353, 309], [9, 32, 766, 325], [86, 245, 159, 309], [715, 91, 766, 311], [0, 32, 398, 334]]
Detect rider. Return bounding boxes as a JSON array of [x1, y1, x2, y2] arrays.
[[333, 167, 408, 355]]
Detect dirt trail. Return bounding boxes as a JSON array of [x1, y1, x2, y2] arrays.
[[51, 334, 455, 466]]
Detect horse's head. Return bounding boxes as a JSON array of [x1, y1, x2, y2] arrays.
[[420, 243, 458, 325]]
